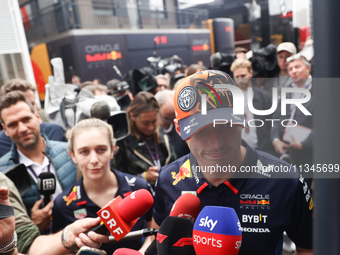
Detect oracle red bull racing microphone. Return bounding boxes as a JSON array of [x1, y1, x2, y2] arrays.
[[193, 206, 242, 255]]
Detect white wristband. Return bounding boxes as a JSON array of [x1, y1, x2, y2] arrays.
[[61, 226, 71, 250]]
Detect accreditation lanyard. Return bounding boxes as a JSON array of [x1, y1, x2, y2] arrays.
[[144, 140, 161, 169], [27, 164, 51, 179]]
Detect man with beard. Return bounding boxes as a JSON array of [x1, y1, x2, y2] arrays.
[[0, 91, 76, 232], [0, 78, 66, 157]]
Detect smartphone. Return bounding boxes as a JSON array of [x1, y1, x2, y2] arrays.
[[75, 246, 107, 255]]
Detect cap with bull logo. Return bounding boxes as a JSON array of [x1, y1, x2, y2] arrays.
[[174, 70, 245, 140]]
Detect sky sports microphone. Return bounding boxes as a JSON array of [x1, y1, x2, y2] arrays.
[[37, 172, 56, 206], [170, 193, 201, 221], [193, 206, 242, 255], [112, 248, 142, 255], [156, 217, 196, 255]]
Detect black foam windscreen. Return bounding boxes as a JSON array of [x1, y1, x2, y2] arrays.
[[156, 217, 195, 255], [37, 172, 56, 206]]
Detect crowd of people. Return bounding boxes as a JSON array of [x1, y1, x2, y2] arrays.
[[0, 41, 314, 255]]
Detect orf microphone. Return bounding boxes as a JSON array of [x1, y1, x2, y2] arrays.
[[97, 189, 153, 241], [156, 217, 195, 255], [69, 189, 153, 253], [169, 193, 201, 221], [37, 172, 56, 206], [193, 206, 242, 255]]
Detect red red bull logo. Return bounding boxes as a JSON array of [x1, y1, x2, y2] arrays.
[[240, 200, 257, 205], [192, 44, 210, 51], [63, 186, 77, 206], [172, 159, 192, 185], [86, 51, 122, 62], [257, 200, 270, 205]]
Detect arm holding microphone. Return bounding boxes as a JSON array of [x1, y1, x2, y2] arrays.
[[0, 172, 40, 254], [28, 217, 109, 255], [31, 172, 56, 231], [0, 175, 108, 255], [59, 189, 154, 254]]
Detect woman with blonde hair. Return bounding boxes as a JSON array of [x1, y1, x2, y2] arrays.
[[51, 118, 152, 254]]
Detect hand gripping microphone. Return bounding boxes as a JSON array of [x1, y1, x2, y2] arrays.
[[112, 248, 142, 255], [70, 189, 153, 252], [37, 172, 56, 206], [193, 206, 242, 255], [156, 217, 196, 255]]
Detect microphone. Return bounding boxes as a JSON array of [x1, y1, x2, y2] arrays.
[[95, 189, 153, 240], [193, 206, 242, 255], [146, 193, 201, 255], [112, 248, 142, 255], [37, 172, 56, 206], [169, 193, 201, 221], [115, 189, 153, 222], [156, 217, 195, 255], [70, 189, 153, 252]]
